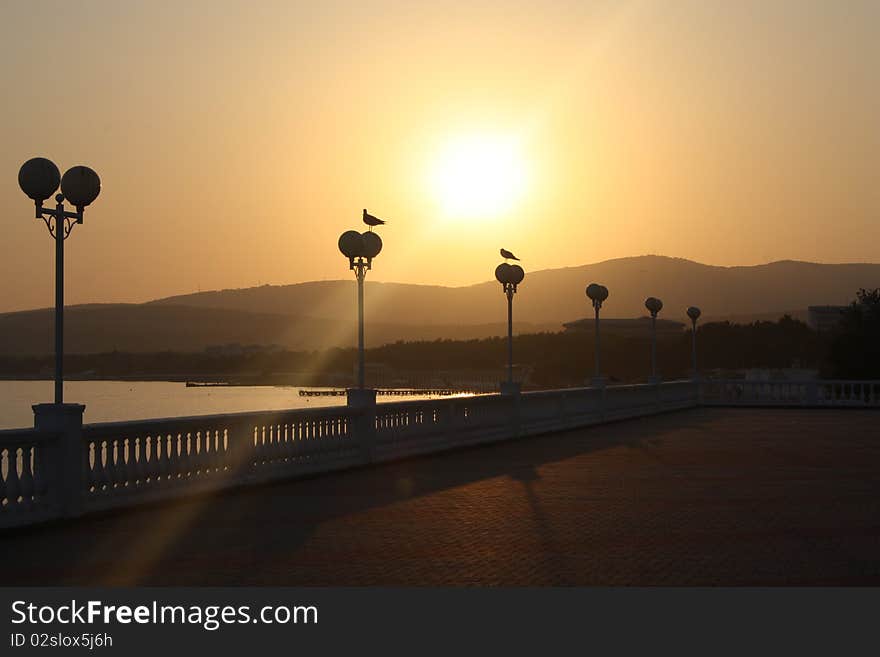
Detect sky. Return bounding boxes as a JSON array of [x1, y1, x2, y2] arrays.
[[1, 0, 878, 312]]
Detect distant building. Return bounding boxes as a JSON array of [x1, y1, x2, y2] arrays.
[[807, 306, 847, 333], [563, 316, 685, 338]]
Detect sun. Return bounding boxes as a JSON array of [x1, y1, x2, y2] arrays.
[[427, 133, 528, 220]]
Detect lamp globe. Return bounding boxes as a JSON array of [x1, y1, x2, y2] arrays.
[[645, 297, 663, 316], [338, 230, 364, 258], [495, 263, 513, 284], [60, 166, 101, 210], [19, 157, 61, 202], [586, 283, 609, 302], [361, 231, 383, 258], [508, 264, 525, 285]]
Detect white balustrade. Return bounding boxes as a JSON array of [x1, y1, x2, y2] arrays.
[[10, 378, 878, 530], [699, 380, 880, 408], [0, 428, 58, 528], [79, 406, 361, 513]]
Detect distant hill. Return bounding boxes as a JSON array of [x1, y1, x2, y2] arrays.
[[149, 256, 878, 324], [0, 304, 558, 356], [1, 256, 877, 354]]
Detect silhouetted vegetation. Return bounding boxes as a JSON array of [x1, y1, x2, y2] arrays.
[[0, 315, 836, 387], [367, 315, 826, 385], [829, 288, 880, 379]]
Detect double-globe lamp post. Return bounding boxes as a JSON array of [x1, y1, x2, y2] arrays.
[[495, 262, 525, 395], [687, 306, 701, 380], [338, 229, 383, 401], [644, 296, 663, 383], [585, 283, 609, 387], [18, 157, 101, 406]]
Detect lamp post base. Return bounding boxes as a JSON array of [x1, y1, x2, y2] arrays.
[[346, 388, 377, 407], [500, 381, 521, 396], [32, 402, 86, 518], [648, 376, 662, 385], [588, 376, 606, 389]]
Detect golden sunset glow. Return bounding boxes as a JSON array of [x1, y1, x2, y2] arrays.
[[427, 133, 529, 221], [0, 1, 878, 312]]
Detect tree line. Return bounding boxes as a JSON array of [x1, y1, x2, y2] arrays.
[[1, 289, 877, 385]]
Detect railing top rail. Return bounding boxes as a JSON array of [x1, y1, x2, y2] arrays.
[[521, 387, 596, 399], [72, 380, 707, 432], [703, 379, 880, 385], [11, 378, 874, 439], [525, 380, 694, 397], [82, 403, 360, 435], [603, 380, 695, 391], [0, 427, 39, 438], [373, 380, 697, 409], [0, 427, 59, 445], [373, 393, 498, 413]]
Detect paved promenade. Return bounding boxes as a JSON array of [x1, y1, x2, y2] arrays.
[[3, 408, 879, 585]]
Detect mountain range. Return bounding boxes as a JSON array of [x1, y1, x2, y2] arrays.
[[1, 256, 877, 355]]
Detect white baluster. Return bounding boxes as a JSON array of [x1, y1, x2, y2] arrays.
[[19, 445, 35, 510], [0, 449, 8, 507], [6, 448, 21, 508]]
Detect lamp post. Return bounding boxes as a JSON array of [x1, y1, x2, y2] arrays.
[[18, 158, 101, 405], [495, 262, 525, 395], [585, 283, 609, 387], [338, 229, 382, 398], [645, 296, 663, 383], [687, 306, 701, 380]]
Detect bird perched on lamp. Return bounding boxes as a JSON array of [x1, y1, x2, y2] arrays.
[[500, 248, 520, 261], [363, 209, 386, 230]]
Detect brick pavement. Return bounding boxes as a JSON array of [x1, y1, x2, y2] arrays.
[[2, 408, 878, 585]]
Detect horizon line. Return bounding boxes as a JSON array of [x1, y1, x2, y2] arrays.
[[3, 254, 879, 316]]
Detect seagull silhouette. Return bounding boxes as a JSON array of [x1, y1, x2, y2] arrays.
[[363, 209, 386, 231], [500, 248, 520, 261]]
